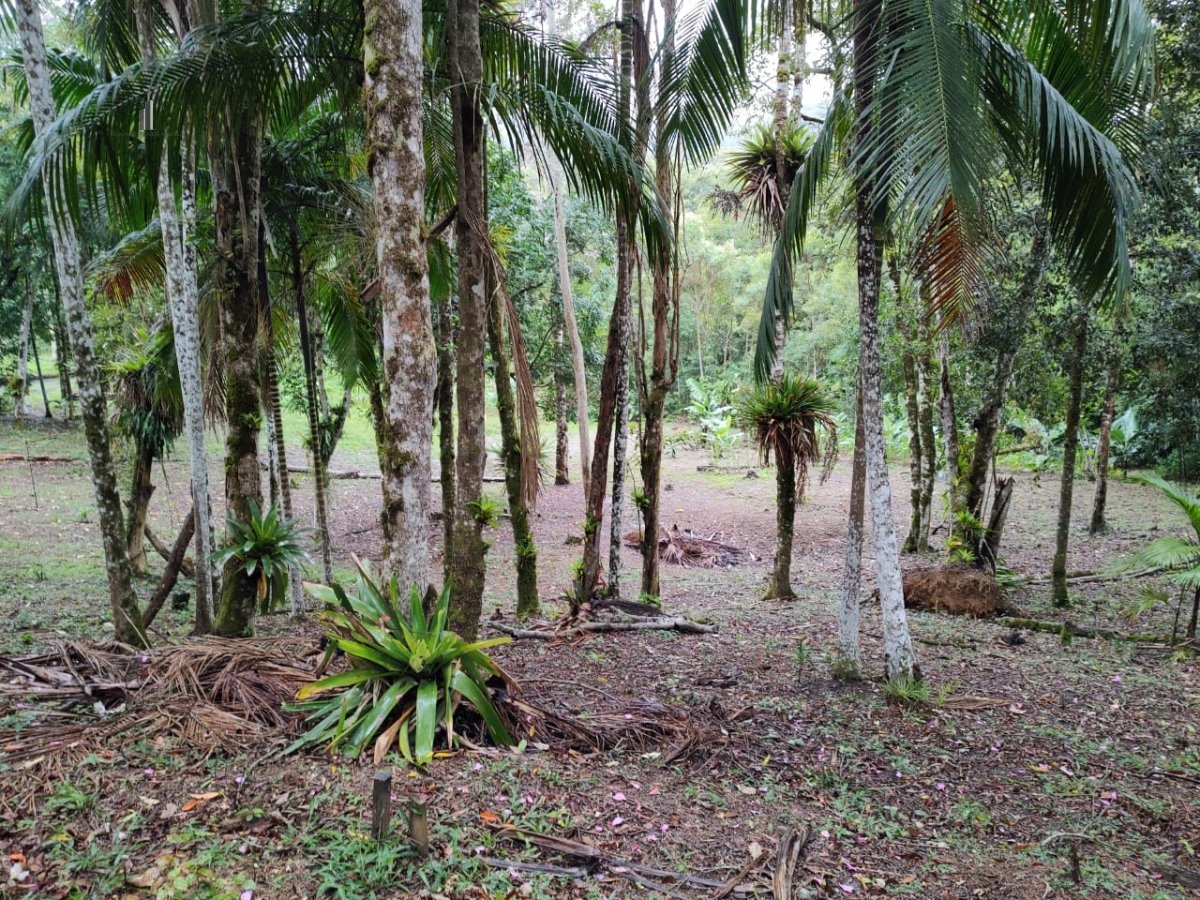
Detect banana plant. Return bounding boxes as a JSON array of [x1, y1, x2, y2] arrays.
[[287, 560, 514, 764]]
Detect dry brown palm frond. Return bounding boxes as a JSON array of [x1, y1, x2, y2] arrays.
[[624, 526, 749, 568]]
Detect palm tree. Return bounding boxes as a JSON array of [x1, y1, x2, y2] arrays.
[[737, 375, 838, 600], [755, 0, 1154, 679], [1118, 474, 1200, 640], [12, 0, 147, 647]]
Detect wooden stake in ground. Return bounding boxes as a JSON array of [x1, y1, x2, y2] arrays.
[[371, 771, 392, 841]]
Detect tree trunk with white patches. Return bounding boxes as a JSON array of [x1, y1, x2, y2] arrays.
[[447, 0, 490, 640], [365, 0, 436, 597], [853, 0, 916, 682], [16, 0, 146, 647]]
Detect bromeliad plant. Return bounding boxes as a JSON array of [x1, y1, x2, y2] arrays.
[[212, 499, 309, 614], [287, 561, 514, 764]]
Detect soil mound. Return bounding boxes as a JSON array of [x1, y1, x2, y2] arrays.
[[903, 566, 1005, 617]]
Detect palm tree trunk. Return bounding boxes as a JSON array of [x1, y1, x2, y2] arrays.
[[554, 325, 570, 485], [916, 323, 937, 549], [15, 276, 32, 420], [838, 378, 866, 674], [436, 297, 457, 581], [1052, 301, 1090, 606], [937, 321, 957, 518], [211, 75, 265, 638], [852, 0, 915, 681], [125, 442, 155, 576], [486, 272, 539, 618], [608, 278, 631, 599], [292, 232, 334, 585], [16, 0, 145, 647], [893, 263, 923, 554], [1090, 346, 1120, 534], [768, 455, 797, 600], [367, 0, 436, 598], [448, 0, 490, 640], [136, 4, 214, 632]]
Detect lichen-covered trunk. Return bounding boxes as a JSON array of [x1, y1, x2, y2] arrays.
[[17, 0, 145, 646], [838, 379, 866, 673], [126, 443, 155, 576], [448, 0, 489, 639], [1090, 350, 1120, 535], [52, 297, 75, 420], [608, 267, 632, 599], [1052, 304, 1090, 607], [900, 343, 923, 552], [138, 3, 214, 633], [212, 86, 265, 638], [436, 298, 457, 581], [485, 278, 539, 618], [768, 456, 797, 600], [853, 0, 915, 681], [553, 325, 570, 486], [31, 330, 52, 418], [366, 0, 436, 598]]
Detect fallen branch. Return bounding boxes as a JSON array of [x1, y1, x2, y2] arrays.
[[478, 857, 588, 878], [143, 507, 195, 628], [1018, 567, 1162, 587], [997, 617, 1163, 642], [145, 522, 195, 578], [772, 826, 812, 900], [0, 453, 78, 463], [492, 617, 718, 640]]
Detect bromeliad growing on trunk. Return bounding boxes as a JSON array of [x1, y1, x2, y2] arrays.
[[736, 375, 838, 600], [212, 500, 308, 616], [288, 562, 514, 764]]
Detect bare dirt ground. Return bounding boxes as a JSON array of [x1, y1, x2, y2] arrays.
[[1, 419, 1198, 898]]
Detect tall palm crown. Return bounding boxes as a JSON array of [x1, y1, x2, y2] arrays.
[[736, 374, 838, 498], [753, 0, 1156, 380]]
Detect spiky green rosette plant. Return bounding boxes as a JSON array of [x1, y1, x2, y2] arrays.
[[212, 500, 309, 614], [287, 561, 514, 764], [736, 375, 838, 600]]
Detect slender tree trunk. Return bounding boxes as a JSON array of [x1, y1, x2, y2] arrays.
[[448, 0, 490, 639], [1052, 302, 1090, 606], [486, 271, 540, 618], [436, 297, 457, 580], [367, 0, 436, 598], [916, 324, 936, 549], [125, 443, 155, 576], [852, 0, 915, 681], [1090, 347, 1120, 534], [838, 378, 866, 674], [767, 454, 797, 600], [175, 105, 216, 633], [894, 265, 923, 553], [937, 323, 957, 517], [554, 325, 570, 485], [31, 329, 52, 418], [15, 276, 32, 419], [52, 294, 74, 420], [16, 0, 145, 646], [791, 5, 806, 120], [549, 164, 591, 495], [292, 233, 333, 585]]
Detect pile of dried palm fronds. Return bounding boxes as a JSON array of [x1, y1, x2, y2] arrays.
[[0, 637, 319, 774], [624, 524, 750, 568], [496, 692, 721, 762]]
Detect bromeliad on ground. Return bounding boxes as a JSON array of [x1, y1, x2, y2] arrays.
[[287, 561, 514, 764]]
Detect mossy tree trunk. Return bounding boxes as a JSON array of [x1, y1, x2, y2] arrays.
[[17, 0, 146, 647], [838, 379, 866, 673], [448, 0, 490, 639], [1090, 343, 1120, 535], [366, 0, 437, 597], [767, 451, 797, 600], [485, 274, 539, 618], [553, 324, 570, 486], [125, 442, 155, 576]]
